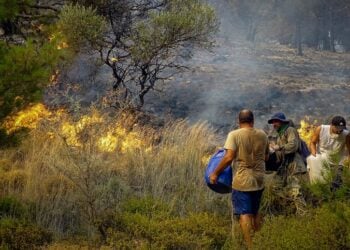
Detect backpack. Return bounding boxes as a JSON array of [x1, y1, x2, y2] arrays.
[[204, 149, 233, 194], [285, 120, 311, 163], [298, 139, 310, 164]]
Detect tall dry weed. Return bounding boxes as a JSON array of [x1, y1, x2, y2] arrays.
[[0, 111, 231, 238]]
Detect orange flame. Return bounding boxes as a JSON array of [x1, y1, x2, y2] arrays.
[[3, 103, 150, 153], [298, 118, 317, 145], [3, 104, 52, 133], [57, 42, 69, 50], [50, 70, 60, 85], [49, 33, 69, 50], [60, 112, 103, 148], [61, 114, 148, 153]]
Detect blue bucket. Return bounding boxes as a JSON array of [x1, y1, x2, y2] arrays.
[[204, 149, 233, 194]]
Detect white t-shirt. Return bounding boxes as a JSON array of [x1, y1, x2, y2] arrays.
[[318, 125, 349, 164]]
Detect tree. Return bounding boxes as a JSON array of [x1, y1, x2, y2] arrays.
[[228, 0, 350, 53], [0, 0, 70, 122], [229, 0, 277, 42], [313, 0, 350, 52], [56, 3, 107, 51], [276, 0, 317, 56], [0, 1, 69, 147], [336, 3, 350, 51], [0, 40, 66, 121], [58, 0, 218, 108]]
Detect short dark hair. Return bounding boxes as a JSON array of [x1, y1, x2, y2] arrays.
[[239, 109, 254, 124]]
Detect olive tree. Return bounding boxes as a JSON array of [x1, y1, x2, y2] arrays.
[[58, 0, 218, 108]]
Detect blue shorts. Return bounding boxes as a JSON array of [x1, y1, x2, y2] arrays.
[[232, 189, 263, 215]]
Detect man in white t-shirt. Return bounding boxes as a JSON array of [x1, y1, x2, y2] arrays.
[[308, 116, 350, 184]]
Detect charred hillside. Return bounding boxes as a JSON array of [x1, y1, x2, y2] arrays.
[[144, 38, 350, 131], [41, 0, 350, 134]]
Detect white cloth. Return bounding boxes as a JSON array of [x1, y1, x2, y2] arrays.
[[307, 154, 329, 184], [318, 125, 348, 164], [308, 125, 349, 183]]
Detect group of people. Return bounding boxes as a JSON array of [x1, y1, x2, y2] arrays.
[[209, 109, 350, 248]]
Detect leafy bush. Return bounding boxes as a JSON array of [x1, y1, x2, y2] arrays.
[[252, 202, 350, 249], [0, 40, 65, 122], [0, 128, 29, 148], [0, 218, 52, 250], [303, 165, 350, 205], [107, 197, 230, 249], [0, 196, 26, 219], [0, 0, 20, 21], [0, 197, 52, 249], [57, 4, 107, 51]]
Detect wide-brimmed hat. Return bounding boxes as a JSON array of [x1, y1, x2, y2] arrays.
[[268, 112, 288, 124]]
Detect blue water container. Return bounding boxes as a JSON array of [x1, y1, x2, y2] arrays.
[[204, 149, 233, 194]]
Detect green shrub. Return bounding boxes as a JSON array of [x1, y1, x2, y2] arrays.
[[252, 202, 350, 249], [0, 196, 25, 219], [0, 197, 52, 249], [0, 128, 30, 148], [121, 196, 172, 217], [0, 0, 19, 21], [0, 218, 52, 250], [107, 197, 230, 249], [57, 4, 107, 51], [303, 166, 350, 206], [0, 40, 62, 121]]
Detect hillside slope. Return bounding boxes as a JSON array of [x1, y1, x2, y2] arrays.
[[145, 39, 350, 131]]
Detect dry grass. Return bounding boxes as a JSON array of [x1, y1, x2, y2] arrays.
[[0, 110, 230, 238]]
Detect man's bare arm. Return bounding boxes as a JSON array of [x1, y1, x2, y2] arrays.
[[265, 140, 270, 162], [265, 153, 269, 162], [310, 126, 321, 156], [346, 133, 350, 158]]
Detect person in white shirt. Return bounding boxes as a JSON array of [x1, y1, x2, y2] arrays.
[[308, 116, 350, 185]]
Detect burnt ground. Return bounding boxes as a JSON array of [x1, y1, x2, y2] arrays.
[[144, 39, 350, 133], [43, 1, 350, 134], [45, 38, 350, 134]]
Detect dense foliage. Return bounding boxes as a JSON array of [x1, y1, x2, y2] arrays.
[[0, 40, 63, 120], [0, 196, 52, 249]]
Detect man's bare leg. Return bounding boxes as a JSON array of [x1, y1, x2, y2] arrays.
[[239, 214, 253, 248], [253, 213, 263, 232]]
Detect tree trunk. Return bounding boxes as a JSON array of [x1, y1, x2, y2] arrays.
[[329, 7, 335, 52], [138, 94, 145, 108], [296, 21, 303, 56], [321, 4, 331, 50], [246, 19, 257, 42]]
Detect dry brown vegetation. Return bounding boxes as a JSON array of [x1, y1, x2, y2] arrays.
[[0, 109, 232, 247], [1, 108, 350, 249]]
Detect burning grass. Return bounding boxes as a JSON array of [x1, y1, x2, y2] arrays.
[[2, 104, 151, 153], [2, 103, 53, 134], [0, 106, 230, 243]]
